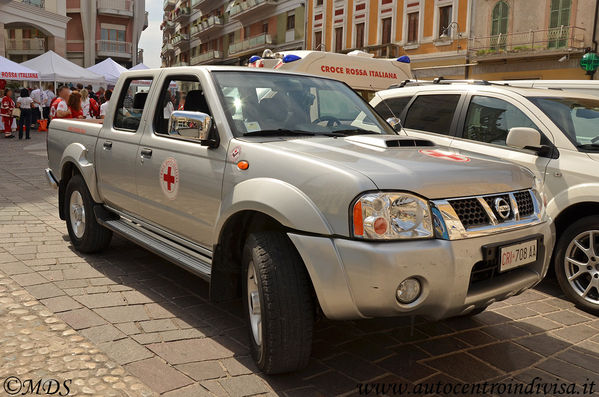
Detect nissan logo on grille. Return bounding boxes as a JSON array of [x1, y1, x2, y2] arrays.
[[494, 198, 511, 220]]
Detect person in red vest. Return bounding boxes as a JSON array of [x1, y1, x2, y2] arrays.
[[66, 91, 84, 119], [1, 88, 16, 138], [50, 86, 71, 120]]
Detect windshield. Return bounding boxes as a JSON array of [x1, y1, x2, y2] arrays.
[[212, 71, 395, 137], [528, 96, 599, 151]]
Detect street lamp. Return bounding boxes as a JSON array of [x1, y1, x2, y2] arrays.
[[440, 21, 462, 48]]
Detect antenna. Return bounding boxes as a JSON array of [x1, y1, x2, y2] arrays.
[[371, 83, 405, 135]]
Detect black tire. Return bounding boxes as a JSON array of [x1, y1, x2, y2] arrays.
[[242, 231, 314, 374], [554, 215, 599, 315], [64, 174, 112, 253]]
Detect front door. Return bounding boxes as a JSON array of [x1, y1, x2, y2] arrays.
[[450, 93, 553, 182], [135, 73, 227, 249], [96, 76, 154, 215]]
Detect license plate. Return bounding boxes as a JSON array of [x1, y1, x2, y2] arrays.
[[499, 239, 538, 272]]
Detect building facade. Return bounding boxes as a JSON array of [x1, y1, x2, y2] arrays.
[[0, 0, 147, 68], [161, 0, 305, 67], [468, 0, 597, 80], [305, 0, 472, 80]]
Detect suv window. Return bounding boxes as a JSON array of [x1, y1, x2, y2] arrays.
[[113, 77, 153, 132], [463, 96, 538, 146], [153, 76, 210, 137], [404, 94, 460, 135], [374, 96, 412, 120]]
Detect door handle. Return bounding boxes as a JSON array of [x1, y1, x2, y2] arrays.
[[103, 141, 112, 149], [140, 148, 153, 158]]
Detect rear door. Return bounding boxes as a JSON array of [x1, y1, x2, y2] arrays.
[[401, 93, 464, 147], [96, 75, 155, 214], [449, 92, 554, 181], [135, 72, 227, 249]]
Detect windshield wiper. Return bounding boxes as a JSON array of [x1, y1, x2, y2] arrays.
[[243, 129, 315, 137], [326, 129, 382, 136], [576, 143, 599, 151]]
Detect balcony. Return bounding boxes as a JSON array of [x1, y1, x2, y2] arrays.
[[173, 7, 191, 23], [97, 0, 134, 17], [469, 26, 586, 61], [162, 43, 175, 54], [190, 0, 205, 9], [5, 38, 46, 55], [228, 33, 272, 56], [173, 61, 189, 67], [190, 15, 224, 37], [172, 33, 189, 47], [229, 0, 277, 21], [162, 19, 175, 32], [97, 40, 133, 59], [164, 0, 176, 10], [191, 50, 223, 65], [20, 0, 45, 7]]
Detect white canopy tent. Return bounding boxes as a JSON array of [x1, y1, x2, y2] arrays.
[[21, 51, 105, 86], [87, 58, 127, 85], [130, 63, 150, 70], [0, 55, 40, 81]]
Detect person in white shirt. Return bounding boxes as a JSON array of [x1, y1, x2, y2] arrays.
[[16, 88, 33, 139], [80, 88, 92, 119], [44, 84, 55, 121], [30, 85, 44, 126], [100, 89, 112, 119]]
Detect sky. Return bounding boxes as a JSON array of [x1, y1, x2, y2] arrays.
[[138, 1, 164, 68]]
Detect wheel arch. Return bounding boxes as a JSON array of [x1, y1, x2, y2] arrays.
[[553, 201, 599, 240]]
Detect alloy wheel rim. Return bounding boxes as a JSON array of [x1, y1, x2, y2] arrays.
[[564, 230, 599, 305], [246, 260, 262, 347], [69, 191, 86, 239]]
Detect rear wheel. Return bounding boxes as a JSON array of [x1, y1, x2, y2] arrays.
[[554, 216, 599, 315], [242, 231, 314, 374], [64, 174, 112, 253]]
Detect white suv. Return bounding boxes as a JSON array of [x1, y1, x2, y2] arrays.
[[371, 81, 599, 314]]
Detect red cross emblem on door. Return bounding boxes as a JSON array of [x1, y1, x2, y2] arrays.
[[159, 157, 179, 200], [419, 149, 471, 162]]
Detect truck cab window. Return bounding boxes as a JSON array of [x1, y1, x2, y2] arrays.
[[113, 78, 153, 132], [404, 94, 460, 135], [154, 77, 210, 136], [374, 97, 412, 120]]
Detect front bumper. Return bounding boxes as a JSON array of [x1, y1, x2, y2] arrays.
[[288, 221, 555, 321]]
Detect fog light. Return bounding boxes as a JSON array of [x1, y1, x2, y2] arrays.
[[396, 278, 421, 304]]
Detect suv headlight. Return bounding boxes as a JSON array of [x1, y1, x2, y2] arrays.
[[352, 192, 434, 240]]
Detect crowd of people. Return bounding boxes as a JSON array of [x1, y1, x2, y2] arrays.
[[0, 83, 112, 139]]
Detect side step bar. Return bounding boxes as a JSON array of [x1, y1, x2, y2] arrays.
[[95, 207, 212, 281]]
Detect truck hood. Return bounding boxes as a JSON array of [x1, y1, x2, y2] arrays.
[[265, 135, 533, 199]]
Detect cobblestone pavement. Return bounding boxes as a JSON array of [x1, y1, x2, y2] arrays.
[[1, 132, 598, 397]]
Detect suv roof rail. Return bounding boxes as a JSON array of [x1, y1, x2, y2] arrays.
[[432, 77, 492, 85]]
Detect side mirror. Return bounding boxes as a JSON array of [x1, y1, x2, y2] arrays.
[[506, 127, 541, 150], [169, 111, 217, 147], [386, 117, 402, 132]]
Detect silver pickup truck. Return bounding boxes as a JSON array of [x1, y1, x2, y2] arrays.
[[46, 67, 553, 374]]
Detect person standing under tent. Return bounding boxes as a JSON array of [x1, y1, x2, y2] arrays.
[[30, 85, 44, 128], [99, 89, 112, 119], [50, 86, 71, 120], [16, 88, 33, 140], [1, 88, 15, 139], [43, 84, 55, 121], [86, 85, 98, 102], [80, 88, 97, 119], [96, 87, 106, 105], [66, 91, 84, 119]]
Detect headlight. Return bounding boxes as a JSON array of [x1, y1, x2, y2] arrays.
[[352, 192, 434, 240]]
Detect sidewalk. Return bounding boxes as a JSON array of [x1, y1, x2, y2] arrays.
[[0, 132, 598, 397]]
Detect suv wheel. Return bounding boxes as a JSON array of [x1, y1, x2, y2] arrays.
[[242, 231, 314, 374], [555, 216, 599, 314], [64, 174, 112, 253]]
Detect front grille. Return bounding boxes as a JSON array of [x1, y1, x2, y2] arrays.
[[514, 191, 534, 217], [449, 199, 489, 229], [469, 260, 499, 285], [483, 194, 511, 223]]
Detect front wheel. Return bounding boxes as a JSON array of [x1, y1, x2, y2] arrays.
[[64, 174, 112, 253], [554, 216, 599, 315], [242, 231, 314, 374]]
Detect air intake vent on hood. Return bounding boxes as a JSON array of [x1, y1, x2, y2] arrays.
[[345, 135, 435, 149]]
